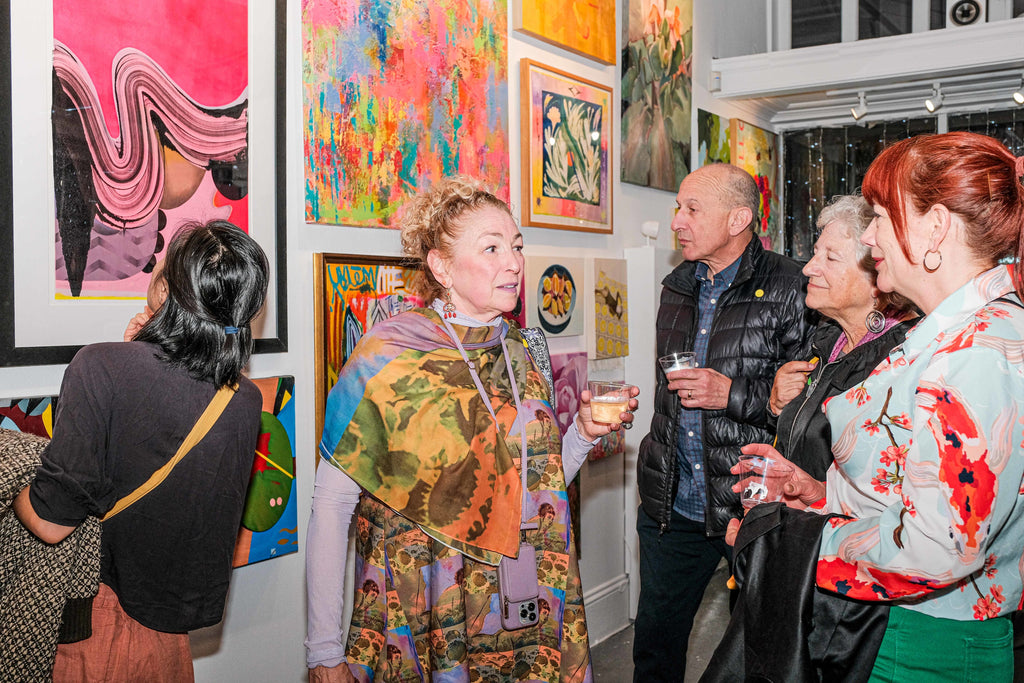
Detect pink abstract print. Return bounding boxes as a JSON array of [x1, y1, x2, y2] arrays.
[[302, 0, 510, 228], [52, 1, 249, 298]]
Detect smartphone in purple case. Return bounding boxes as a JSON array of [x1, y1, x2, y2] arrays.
[[497, 542, 540, 630]]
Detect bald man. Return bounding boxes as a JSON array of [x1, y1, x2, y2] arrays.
[[634, 164, 814, 680]]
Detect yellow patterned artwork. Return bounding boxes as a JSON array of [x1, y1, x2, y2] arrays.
[[514, 0, 616, 65], [593, 258, 628, 359]]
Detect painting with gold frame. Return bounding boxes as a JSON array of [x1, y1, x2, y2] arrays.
[[520, 59, 612, 234]]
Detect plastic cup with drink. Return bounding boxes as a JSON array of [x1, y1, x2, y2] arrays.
[[587, 380, 632, 424]]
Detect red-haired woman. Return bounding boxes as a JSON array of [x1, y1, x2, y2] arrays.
[[724, 133, 1024, 680]]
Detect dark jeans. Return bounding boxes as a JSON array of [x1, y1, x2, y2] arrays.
[[633, 506, 731, 683]]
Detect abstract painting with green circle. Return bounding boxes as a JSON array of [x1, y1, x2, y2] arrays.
[[233, 376, 298, 566]]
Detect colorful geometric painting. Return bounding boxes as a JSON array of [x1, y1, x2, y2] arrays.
[[514, 0, 616, 64], [621, 0, 693, 191], [234, 376, 298, 567], [731, 119, 781, 252], [0, 397, 56, 438], [52, 0, 250, 299], [520, 60, 612, 233], [526, 255, 586, 338], [697, 109, 730, 168], [593, 258, 628, 359], [314, 254, 426, 437], [588, 429, 625, 463], [303, 0, 510, 228]]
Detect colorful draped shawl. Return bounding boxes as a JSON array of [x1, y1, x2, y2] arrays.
[[319, 309, 550, 565]]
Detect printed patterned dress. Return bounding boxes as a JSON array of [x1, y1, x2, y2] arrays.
[[319, 309, 592, 682], [819, 265, 1024, 620]]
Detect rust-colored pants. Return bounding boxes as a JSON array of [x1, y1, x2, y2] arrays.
[[52, 583, 194, 683]]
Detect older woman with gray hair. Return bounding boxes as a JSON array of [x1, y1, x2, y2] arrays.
[[768, 195, 917, 479]]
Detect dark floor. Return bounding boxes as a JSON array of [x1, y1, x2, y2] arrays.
[[591, 560, 731, 682]]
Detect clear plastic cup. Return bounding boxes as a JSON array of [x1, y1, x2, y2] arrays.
[[588, 380, 631, 424], [658, 351, 696, 374], [738, 454, 793, 509]]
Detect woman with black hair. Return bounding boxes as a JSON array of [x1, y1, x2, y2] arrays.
[[14, 220, 269, 682]]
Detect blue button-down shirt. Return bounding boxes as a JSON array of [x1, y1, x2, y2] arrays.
[[673, 256, 742, 521]]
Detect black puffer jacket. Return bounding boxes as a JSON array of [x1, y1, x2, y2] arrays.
[[638, 237, 814, 536], [774, 318, 915, 480]]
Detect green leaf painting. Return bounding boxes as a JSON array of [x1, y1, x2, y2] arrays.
[[542, 92, 602, 206], [621, 0, 693, 191], [697, 109, 730, 167]]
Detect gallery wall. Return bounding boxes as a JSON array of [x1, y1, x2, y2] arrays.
[[0, 0, 779, 679]]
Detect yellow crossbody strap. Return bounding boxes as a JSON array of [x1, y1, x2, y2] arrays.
[[101, 385, 235, 522]]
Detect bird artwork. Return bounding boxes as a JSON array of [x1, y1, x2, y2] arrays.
[[594, 285, 624, 319]]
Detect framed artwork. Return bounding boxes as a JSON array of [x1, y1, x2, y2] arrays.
[[313, 254, 425, 439], [697, 109, 730, 168], [588, 429, 625, 463], [520, 60, 612, 234], [621, 0, 693, 191], [730, 119, 781, 253], [0, 0, 287, 367], [303, 0, 509, 228], [234, 376, 298, 567], [0, 396, 56, 437], [525, 254, 586, 338], [514, 0, 616, 64], [592, 258, 628, 359]]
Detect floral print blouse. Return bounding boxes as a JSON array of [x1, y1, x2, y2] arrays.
[[819, 265, 1024, 620]]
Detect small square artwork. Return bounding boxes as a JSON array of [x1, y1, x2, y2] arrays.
[[731, 119, 781, 252], [698, 109, 730, 168], [233, 376, 298, 567], [526, 255, 586, 338], [0, 396, 56, 437], [592, 258, 628, 359]]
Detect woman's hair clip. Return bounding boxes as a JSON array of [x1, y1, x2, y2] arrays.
[[224, 326, 240, 335]]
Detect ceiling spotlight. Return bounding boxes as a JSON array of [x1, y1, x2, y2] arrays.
[[851, 91, 868, 120], [1013, 79, 1024, 106], [925, 84, 943, 113]]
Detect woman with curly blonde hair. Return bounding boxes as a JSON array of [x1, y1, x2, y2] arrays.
[[306, 176, 637, 682]]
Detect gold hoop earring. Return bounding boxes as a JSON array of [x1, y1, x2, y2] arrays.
[[923, 249, 942, 273]]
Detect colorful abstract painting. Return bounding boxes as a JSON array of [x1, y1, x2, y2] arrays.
[[588, 429, 625, 462], [234, 376, 298, 567], [520, 60, 612, 233], [52, 1, 250, 299], [731, 119, 781, 252], [697, 109, 730, 168], [303, 0, 510, 228], [314, 254, 426, 436], [514, 0, 616, 64], [526, 255, 586, 338], [0, 397, 57, 438], [592, 258, 628, 359], [621, 0, 692, 191]]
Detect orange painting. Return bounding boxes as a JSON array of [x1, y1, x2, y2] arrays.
[[514, 0, 616, 64]]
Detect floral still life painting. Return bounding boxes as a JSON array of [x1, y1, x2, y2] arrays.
[[521, 60, 612, 233], [621, 0, 692, 191]]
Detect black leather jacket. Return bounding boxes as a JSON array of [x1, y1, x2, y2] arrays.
[[773, 319, 915, 480], [637, 236, 814, 536]]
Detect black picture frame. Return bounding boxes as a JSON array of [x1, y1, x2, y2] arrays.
[[0, 0, 287, 367]]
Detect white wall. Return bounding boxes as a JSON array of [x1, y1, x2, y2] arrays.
[[1, 0, 776, 679]]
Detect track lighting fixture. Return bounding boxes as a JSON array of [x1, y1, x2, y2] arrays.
[[925, 83, 943, 113], [1013, 78, 1024, 106], [850, 92, 868, 120]]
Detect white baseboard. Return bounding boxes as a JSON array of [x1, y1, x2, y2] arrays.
[[582, 574, 631, 647]]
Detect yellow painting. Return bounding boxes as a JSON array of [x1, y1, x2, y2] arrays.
[[593, 258, 628, 359], [514, 0, 616, 65]]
